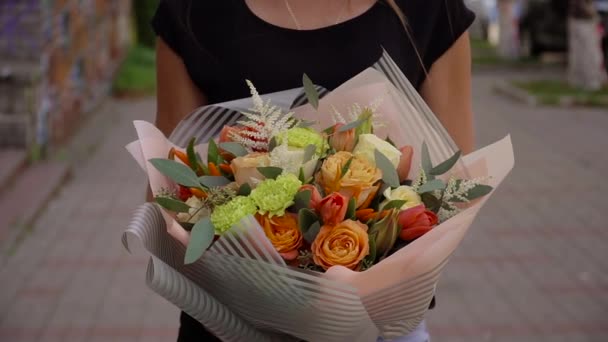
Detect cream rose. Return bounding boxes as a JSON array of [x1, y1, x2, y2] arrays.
[[353, 134, 402, 168], [176, 196, 210, 224], [380, 186, 422, 210], [230, 152, 270, 188]]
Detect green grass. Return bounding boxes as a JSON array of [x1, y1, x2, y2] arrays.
[[112, 45, 156, 97], [471, 38, 542, 67], [513, 80, 608, 107]]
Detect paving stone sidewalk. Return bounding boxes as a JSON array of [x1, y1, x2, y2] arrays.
[[0, 73, 607, 342]]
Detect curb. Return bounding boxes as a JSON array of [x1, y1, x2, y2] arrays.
[[493, 81, 539, 106]]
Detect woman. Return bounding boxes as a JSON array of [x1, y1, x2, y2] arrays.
[[151, 0, 475, 340]]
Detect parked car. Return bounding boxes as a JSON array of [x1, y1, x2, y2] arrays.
[[519, 0, 608, 69]]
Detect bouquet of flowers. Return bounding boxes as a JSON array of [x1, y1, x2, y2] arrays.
[[124, 52, 514, 341]]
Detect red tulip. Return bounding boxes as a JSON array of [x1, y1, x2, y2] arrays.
[[398, 204, 438, 241], [318, 192, 349, 226]]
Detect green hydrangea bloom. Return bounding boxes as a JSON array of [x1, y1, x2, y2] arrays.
[[278, 127, 327, 154], [210, 196, 257, 234], [250, 173, 302, 217]]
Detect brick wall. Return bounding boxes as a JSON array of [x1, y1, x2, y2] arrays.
[[0, 0, 131, 149]]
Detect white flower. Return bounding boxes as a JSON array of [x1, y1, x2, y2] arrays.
[[353, 134, 402, 168], [380, 186, 422, 210], [270, 143, 318, 180], [176, 196, 210, 224]]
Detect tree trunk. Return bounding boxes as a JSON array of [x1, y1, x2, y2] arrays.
[[567, 0, 606, 90], [497, 0, 519, 59]]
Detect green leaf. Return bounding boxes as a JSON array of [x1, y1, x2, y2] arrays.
[[199, 176, 231, 188], [421, 141, 433, 175], [382, 200, 406, 211], [268, 137, 278, 152], [340, 157, 354, 179], [208, 139, 220, 165], [430, 151, 462, 176], [294, 189, 312, 211], [218, 142, 248, 158], [374, 150, 399, 188], [155, 197, 191, 213], [463, 184, 493, 201], [299, 208, 319, 234], [346, 197, 356, 220], [257, 166, 283, 180], [184, 218, 215, 264], [187, 138, 199, 173], [149, 158, 201, 188], [302, 73, 319, 110], [303, 144, 317, 163], [298, 167, 306, 184], [364, 232, 377, 265], [196, 153, 209, 175], [337, 117, 366, 132], [421, 192, 441, 213], [417, 179, 446, 194], [304, 222, 321, 244], [297, 120, 316, 128], [237, 183, 252, 196]]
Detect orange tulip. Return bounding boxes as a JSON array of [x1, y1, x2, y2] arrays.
[[397, 146, 413, 182], [298, 184, 323, 211], [329, 123, 356, 152]]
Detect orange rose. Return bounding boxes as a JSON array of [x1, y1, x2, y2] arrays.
[[318, 192, 348, 226], [398, 204, 438, 241], [329, 123, 356, 152], [316, 151, 382, 209], [311, 220, 369, 270], [256, 213, 303, 261]]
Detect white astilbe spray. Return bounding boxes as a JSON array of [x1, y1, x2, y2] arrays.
[[230, 80, 295, 152], [329, 96, 386, 130], [411, 167, 428, 192], [438, 176, 491, 221]]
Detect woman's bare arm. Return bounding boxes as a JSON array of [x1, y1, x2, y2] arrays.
[[420, 32, 475, 155], [147, 37, 207, 201]]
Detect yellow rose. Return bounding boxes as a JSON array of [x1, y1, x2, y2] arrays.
[[311, 220, 370, 270], [230, 152, 270, 188], [353, 134, 402, 168], [316, 151, 382, 208], [380, 186, 422, 210]]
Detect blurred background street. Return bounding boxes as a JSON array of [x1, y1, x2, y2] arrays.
[[1, 0, 607, 341]]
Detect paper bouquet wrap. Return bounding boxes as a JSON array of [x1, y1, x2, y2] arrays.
[[123, 52, 514, 341]]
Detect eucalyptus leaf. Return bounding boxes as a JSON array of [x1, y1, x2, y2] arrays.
[[463, 184, 493, 201], [337, 117, 366, 132], [294, 190, 312, 211], [303, 222, 321, 244], [299, 208, 319, 234], [303, 144, 317, 163], [430, 150, 462, 176], [421, 192, 441, 213], [340, 157, 353, 179], [298, 120, 316, 128], [421, 142, 433, 175], [375, 150, 399, 188], [298, 167, 306, 184], [257, 166, 283, 180], [364, 232, 377, 265], [208, 139, 220, 165], [149, 158, 201, 188], [237, 183, 252, 196], [187, 138, 199, 173], [382, 200, 407, 211], [417, 179, 446, 194], [155, 197, 191, 213], [218, 142, 248, 158], [184, 218, 215, 264], [268, 137, 278, 152], [369, 183, 390, 212], [346, 197, 356, 220], [302, 73, 319, 110], [199, 176, 232, 188]]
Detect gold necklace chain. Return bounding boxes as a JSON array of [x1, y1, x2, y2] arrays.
[[284, 0, 349, 30]]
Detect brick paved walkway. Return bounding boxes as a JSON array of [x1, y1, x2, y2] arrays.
[[1, 73, 607, 342]]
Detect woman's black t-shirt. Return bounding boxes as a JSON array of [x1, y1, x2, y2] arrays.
[[151, 1, 474, 340], [152, 0, 475, 104]]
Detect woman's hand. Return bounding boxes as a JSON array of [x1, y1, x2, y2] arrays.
[[420, 32, 475, 155]]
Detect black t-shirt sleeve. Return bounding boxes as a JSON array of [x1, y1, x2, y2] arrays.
[[424, 0, 476, 68], [151, 1, 186, 57]]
